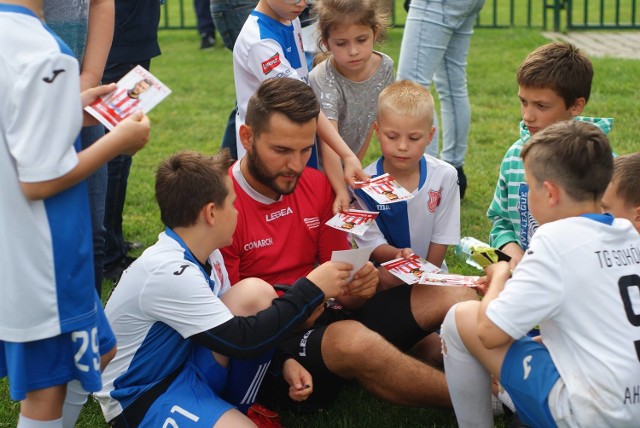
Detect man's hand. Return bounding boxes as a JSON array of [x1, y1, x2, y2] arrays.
[[342, 154, 368, 188], [283, 359, 313, 402], [306, 261, 353, 298], [344, 261, 377, 300]]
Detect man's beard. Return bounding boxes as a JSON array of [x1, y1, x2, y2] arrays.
[[246, 145, 301, 197]]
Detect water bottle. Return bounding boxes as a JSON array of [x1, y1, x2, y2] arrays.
[[455, 236, 490, 270]]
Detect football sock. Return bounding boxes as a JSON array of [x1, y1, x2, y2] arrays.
[[441, 304, 493, 428], [62, 380, 88, 428], [222, 350, 275, 413], [17, 415, 62, 428]]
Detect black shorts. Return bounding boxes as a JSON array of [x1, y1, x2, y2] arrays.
[[258, 284, 428, 412]]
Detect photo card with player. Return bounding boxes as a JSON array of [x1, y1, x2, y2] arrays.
[[418, 273, 479, 288], [354, 173, 414, 204], [381, 254, 440, 285], [85, 65, 171, 130], [325, 209, 379, 236]]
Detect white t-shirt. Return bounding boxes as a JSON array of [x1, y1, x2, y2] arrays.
[[233, 10, 308, 159], [352, 155, 460, 261], [96, 231, 234, 421], [0, 5, 97, 342], [488, 215, 640, 427]]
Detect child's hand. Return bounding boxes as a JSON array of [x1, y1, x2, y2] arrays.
[[393, 248, 414, 260], [283, 359, 313, 402], [332, 186, 351, 214], [483, 261, 511, 284], [81, 83, 117, 108], [110, 110, 151, 155], [343, 154, 368, 187], [306, 261, 352, 298], [474, 275, 489, 296], [344, 262, 377, 300]]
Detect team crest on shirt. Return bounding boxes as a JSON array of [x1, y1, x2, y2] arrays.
[[262, 53, 281, 75], [427, 187, 443, 213], [213, 261, 223, 282], [304, 217, 320, 229]]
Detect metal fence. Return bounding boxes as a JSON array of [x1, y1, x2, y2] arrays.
[[160, 0, 640, 31]]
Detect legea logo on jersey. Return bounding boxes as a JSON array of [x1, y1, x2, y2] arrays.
[[266, 207, 293, 222], [261, 53, 281, 75], [244, 238, 274, 251]]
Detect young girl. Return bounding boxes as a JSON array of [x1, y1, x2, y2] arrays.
[[309, 0, 391, 209]]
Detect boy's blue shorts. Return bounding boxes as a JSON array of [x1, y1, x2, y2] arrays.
[[0, 297, 115, 401], [501, 336, 559, 428], [139, 347, 234, 427]]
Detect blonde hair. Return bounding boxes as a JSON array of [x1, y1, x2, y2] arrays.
[[377, 80, 435, 127], [313, 0, 389, 51]]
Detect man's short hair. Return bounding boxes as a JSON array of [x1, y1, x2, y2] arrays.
[[517, 42, 593, 108], [377, 80, 434, 127], [245, 78, 320, 138], [612, 153, 640, 207], [155, 150, 233, 228], [521, 120, 612, 203]]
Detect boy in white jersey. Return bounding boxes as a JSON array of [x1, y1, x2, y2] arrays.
[[441, 120, 640, 427], [96, 150, 351, 427], [601, 153, 640, 233], [0, 2, 150, 426], [352, 80, 460, 290]]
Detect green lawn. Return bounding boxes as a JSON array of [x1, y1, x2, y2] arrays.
[[1, 24, 639, 427]]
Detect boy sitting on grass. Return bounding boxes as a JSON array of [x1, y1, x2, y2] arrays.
[[441, 120, 640, 427], [601, 153, 640, 233], [487, 41, 613, 268], [352, 80, 461, 291]]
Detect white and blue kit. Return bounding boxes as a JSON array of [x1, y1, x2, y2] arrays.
[[233, 10, 314, 162], [0, 4, 111, 400], [352, 155, 460, 261], [96, 229, 326, 426]]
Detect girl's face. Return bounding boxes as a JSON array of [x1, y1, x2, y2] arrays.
[[324, 23, 377, 80]]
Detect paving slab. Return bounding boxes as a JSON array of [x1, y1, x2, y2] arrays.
[[543, 31, 640, 60]]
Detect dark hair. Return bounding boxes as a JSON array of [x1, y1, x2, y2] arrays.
[[521, 120, 612, 202], [517, 42, 593, 108], [313, 0, 389, 51], [155, 150, 233, 228], [612, 153, 640, 207], [245, 78, 320, 137]]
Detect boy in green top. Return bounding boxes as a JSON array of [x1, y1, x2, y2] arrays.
[[486, 41, 613, 268]]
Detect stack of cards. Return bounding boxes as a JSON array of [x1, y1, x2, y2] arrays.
[[381, 254, 440, 285], [85, 65, 171, 130], [326, 209, 378, 236], [354, 173, 414, 204]]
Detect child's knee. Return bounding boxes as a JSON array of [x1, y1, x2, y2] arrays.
[[440, 303, 462, 358]]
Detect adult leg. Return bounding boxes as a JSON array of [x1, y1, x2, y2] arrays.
[[210, 0, 257, 51], [321, 320, 451, 407], [397, 0, 454, 158]]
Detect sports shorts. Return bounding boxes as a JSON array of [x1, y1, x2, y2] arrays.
[[501, 336, 559, 428], [258, 284, 427, 412], [0, 297, 115, 401]]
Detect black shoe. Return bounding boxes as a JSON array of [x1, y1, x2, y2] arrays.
[[456, 166, 467, 200], [103, 255, 137, 283], [200, 33, 216, 49]]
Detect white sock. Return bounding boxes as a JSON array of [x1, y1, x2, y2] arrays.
[[441, 304, 493, 428], [17, 415, 63, 428], [62, 380, 89, 428]]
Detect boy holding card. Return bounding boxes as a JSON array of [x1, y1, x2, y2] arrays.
[[352, 80, 461, 289]]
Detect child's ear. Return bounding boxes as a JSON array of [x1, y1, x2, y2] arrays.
[[238, 124, 254, 152], [543, 180, 561, 207], [201, 202, 217, 226], [427, 126, 436, 144], [569, 97, 586, 117], [633, 205, 640, 231]]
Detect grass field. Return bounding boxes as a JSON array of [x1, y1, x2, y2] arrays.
[[1, 21, 639, 428]]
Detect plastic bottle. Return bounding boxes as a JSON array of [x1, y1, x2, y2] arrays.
[[455, 236, 491, 270]]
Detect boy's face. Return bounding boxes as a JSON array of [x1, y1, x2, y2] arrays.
[[375, 109, 435, 174], [518, 86, 584, 136], [216, 177, 238, 247], [262, 0, 307, 23], [601, 180, 640, 232]]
